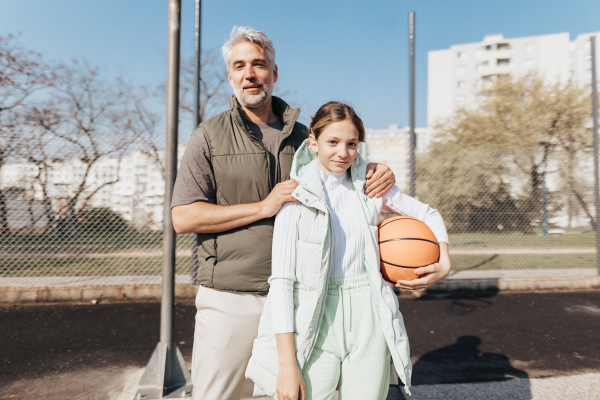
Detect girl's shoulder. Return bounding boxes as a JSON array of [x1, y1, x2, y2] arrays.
[[275, 201, 302, 219]]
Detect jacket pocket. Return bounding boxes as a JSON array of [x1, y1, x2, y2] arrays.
[[293, 287, 317, 338], [295, 241, 322, 289]]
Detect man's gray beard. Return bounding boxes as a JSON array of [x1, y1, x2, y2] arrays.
[[233, 82, 272, 108]]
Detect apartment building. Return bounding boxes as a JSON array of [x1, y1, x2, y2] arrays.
[[0, 146, 186, 231], [428, 31, 600, 128]]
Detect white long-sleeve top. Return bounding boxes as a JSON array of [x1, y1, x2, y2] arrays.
[[269, 169, 449, 334]]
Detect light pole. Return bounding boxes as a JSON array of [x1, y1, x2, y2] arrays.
[[409, 12, 416, 198], [136, 0, 192, 397]]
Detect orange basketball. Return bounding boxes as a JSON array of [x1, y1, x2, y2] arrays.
[[378, 216, 440, 282]]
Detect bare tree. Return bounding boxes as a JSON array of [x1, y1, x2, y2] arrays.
[[0, 34, 50, 233], [27, 61, 140, 227], [178, 48, 230, 123]]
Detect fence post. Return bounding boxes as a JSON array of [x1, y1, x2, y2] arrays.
[[409, 11, 416, 198]]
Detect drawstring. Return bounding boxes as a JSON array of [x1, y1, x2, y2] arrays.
[[340, 287, 350, 332]]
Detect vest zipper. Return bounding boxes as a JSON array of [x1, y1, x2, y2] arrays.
[[237, 107, 299, 191]]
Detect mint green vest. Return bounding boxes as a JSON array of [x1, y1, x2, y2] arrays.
[[246, 141, 412, 397]]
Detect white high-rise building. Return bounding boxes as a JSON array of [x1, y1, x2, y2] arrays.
[[427, 31, 600, 128]]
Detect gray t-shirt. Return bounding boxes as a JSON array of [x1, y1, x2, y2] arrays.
[[171, 119, 284, 207]]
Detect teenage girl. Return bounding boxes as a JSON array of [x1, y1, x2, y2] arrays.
[[246, 101, 451, 400]]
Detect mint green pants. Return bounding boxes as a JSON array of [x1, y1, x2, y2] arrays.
[[302, 275, 391, 400]]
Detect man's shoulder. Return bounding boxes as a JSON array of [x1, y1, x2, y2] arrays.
[[200, 108, 233, 133]]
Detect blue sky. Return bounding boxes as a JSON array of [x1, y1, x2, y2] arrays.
[[2, 0, 599, 141]]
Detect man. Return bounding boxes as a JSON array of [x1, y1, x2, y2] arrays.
[[171, 26, 396, 400]]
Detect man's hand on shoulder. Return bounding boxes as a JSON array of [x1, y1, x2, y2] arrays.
[[259, 179, 301, 218], [365, 163, 395, 198]]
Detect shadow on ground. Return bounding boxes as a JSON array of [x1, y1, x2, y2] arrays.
[[388, 335, 531, 400]]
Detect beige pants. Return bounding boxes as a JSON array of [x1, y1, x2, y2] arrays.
[[191, 285, 266, 400]]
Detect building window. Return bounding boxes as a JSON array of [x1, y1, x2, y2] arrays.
[[584, 54, 592, 61], [497, 59, 510, 66], [497, 43, 510, 51], [585, 69, 593, 77], [482, 60, 490, 67], [457, 51, 468, 59], [456, 66, 466, 75], [485, 44, 494, 51], [457, 81, 465, 88]]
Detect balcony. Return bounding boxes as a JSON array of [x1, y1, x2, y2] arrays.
[[480, 65, 511, 77], [481, 49, 511, 61]]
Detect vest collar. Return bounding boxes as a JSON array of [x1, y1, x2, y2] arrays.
[[228, 95, 301, 142], [290, 139, 370, 213]]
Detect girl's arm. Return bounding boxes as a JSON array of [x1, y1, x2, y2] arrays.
[[381, 186, 451, 289], [275, 333, 306, 400], [269, 202, 306, 400]]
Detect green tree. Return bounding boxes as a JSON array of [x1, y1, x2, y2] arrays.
[[419, 75, 592, 233]]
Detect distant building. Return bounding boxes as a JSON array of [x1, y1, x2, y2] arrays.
[[361, 125, 428, 193], [0, 146, 186, 231], [428, 31, 600, 128]]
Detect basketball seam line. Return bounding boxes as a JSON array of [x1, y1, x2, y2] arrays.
[[378, 217, 414, 230], [378, 237, 439, 245], [380, 260, 419, 269]]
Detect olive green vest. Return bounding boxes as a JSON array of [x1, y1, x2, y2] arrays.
[[196, 95, 307, 293]]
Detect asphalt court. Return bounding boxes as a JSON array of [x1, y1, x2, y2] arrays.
[[1, 291, 599, 399]]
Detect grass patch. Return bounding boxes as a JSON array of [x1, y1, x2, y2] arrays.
[[448, 231, 595, 248], [451, 253, 596, 271], [0, 256, 193, 277], [0, 232, 195, 253]]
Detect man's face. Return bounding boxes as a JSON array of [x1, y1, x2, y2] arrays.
[[228, 42, 278, 108]]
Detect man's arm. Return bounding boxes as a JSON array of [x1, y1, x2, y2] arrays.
[[172, 179, 299, 234]]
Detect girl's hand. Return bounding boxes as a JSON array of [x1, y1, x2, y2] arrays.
[[276, 363, 306, 400], [365, 163, 395, 198], [395, 242, 451, 290]]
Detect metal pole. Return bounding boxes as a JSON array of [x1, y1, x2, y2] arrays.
[[136, 1, 191, 397], [162, 0, 181, 385], [591, 36, 600, 276], [542, 171, 548, 235], [409, 12, 416, 198], [190, 0, 202, 284], [193, 0, 202, 128]]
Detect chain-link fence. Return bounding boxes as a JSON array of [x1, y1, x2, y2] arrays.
[[0, 58, 598, 289], [413, 145, 597, 280], [0, 141, 597, 289]]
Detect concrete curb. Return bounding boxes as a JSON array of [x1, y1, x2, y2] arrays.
[[0, 283, 199, 303], [1, 275, 599, 303], [428, 276, 600, 293]]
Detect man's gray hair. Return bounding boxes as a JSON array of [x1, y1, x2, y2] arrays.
[[222, 26, 276, 71]]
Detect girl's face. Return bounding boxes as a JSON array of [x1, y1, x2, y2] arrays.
[[309, 120, 360, 174]]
